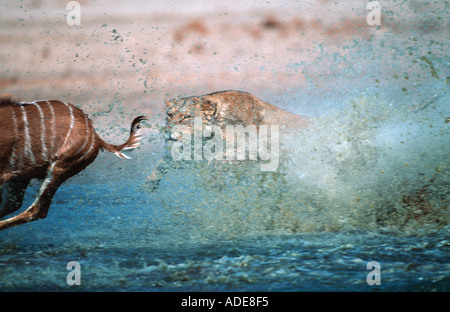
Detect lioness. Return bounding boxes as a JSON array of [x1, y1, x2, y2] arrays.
[[146, 90, 311, 190]]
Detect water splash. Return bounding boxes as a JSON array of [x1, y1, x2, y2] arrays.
[[152, 93, 449, 238]]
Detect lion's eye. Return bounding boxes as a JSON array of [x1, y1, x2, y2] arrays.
[[181, 115, 191, 121]]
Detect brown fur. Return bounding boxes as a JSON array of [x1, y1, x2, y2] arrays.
[[0, 98, 146, 231]]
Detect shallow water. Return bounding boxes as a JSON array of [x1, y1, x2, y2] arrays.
[[0, 176, 448, 292]]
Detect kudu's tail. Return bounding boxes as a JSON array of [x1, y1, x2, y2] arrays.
[[101, 116, 147, 159]]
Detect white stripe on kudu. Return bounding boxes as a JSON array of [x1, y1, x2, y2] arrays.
[[32, 102, 48, 161], [77, 113, 91, 157], [0, 97, 146, 231], [46, 101, 56, 157], [79, 119, 96, 162], [9, 107, 19, 167], [20, 105, 36, 165], [61, 102, 75, 151]]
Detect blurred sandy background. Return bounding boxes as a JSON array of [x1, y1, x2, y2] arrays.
[[0, 0, 448, 176]]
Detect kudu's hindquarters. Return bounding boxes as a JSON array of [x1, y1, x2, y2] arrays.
[[0, 98, 146, 231]]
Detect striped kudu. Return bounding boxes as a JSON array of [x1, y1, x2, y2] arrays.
[[0, 98, 146, 231]]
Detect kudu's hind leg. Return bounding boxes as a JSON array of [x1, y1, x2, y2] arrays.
[[0, 163, 66, 231], [0, 178, 31, 219]]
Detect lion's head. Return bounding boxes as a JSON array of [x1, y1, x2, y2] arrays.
[[164, 95, 219, 141]]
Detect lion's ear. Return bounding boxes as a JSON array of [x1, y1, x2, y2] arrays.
[[201, 99, 217, 121], [165, 99, 175, 108], [201, 100, 215, 112]]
